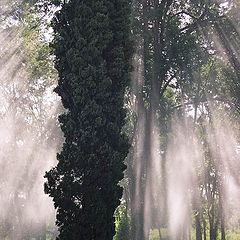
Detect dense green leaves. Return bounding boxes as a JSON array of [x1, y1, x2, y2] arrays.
[[44, 0, 132, 239]]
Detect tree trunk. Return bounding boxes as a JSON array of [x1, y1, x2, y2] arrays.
[[203, 217, 207, 240], [221, 219, 226, 240], [195, 211, 202, 240]]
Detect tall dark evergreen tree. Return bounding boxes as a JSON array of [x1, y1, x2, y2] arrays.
[[44, 0, 132, 239]]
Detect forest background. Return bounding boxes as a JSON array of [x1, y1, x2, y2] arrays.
[[0, 0, 240, 240]]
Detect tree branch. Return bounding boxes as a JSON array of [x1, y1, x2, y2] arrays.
[[159, 72, 177, 98], [172, 11, 199, 20]]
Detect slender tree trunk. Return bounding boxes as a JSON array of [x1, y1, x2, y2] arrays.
[[221, 220, 226, 240], [158, 228, 163, 240], [220, 211, 226, 240], [203, 216, 207, 240], [195, 211, 202, 240], [219, 179, 226, 240], [132, 104, 147, 240], [209, 212, 215, 240], [161, 151, 168, 227]]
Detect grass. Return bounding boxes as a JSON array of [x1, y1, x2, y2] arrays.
[[149, 228, 240, 240], [149, 229, 169, 240], [226, 229, 240, 240]]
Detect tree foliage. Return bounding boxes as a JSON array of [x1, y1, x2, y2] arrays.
[[44, 0, 132, 239], [122, 1, 240, 240]]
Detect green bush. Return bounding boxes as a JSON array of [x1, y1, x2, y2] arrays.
[[114, 202, 131, 240]]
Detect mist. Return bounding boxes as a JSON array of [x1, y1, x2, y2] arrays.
[[0, 1, 59, 238], [0, 1, 240, 240]]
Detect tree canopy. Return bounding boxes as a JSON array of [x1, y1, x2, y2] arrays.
[[44, 0, 133, 239]]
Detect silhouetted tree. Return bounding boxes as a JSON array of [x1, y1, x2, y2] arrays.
[[44, 0, 132, 239]]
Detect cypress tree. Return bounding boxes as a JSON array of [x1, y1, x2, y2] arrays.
[[44, 0, 132, 239]]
